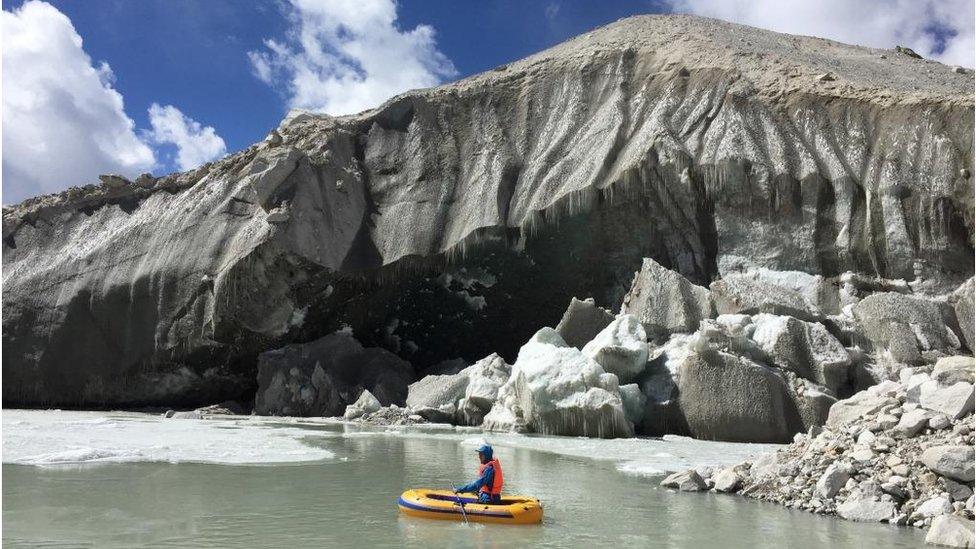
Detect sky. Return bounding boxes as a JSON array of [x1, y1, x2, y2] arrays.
[[2, 0, 973, 204]]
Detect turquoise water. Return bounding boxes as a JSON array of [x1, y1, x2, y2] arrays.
[[2, 412, 926, 548]]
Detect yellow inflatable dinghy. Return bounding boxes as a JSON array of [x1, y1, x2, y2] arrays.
[[397, 489, 543, 524]]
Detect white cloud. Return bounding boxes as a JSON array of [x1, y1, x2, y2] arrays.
[[248, 0, 457, 115], [148, 104, 227, 171], [667, 0, 975, 68], [1, 0, 155, 204]]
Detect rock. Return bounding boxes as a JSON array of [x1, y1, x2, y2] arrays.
[[949, 278, 974, 351], [930, 415, 952, 430], [163, 409, 176, 418], [581, 314, 649, 383], [893, 408, 933, 438], [98, 174, 131, 188], [816, 462, 851, 499], [826, 387, 893, 429], [661, 469, 707, 491], [852, 293, 961, 364], [917, 381, 975, 419], [134, 173, 156, 188], [713, 468, 742, 493], [922, 446, 976, 482], [266, 202, 291, 224], [750, 313, 850, 392], [916, 495, 953, 518], [933, 356, 975, 385], [412, 402, 457, 423], [946, 479, 974, 502], [925, 515, 975, 548], [555, 298, 614, 349], [169, 410, 203, 419], [456, 353, 511, 426], [710, 274, 821, 322], [895, 45, 923, 59], [482, 328, 632, 438], [675, 349, 804, 443], [406, 372, 469, 411], [619, 258, 714, 341], [343, 389, 382, 420], [836, 493, 897, 522], [254, 333, 413, 417], [194, 401, 246, 416]]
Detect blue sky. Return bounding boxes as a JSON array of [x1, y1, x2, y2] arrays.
[[2, 0, 973, 204]]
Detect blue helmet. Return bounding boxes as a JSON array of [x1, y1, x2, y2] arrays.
[[476, 444, 493, 460]]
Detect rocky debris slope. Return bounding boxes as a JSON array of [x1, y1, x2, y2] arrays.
[[3, 15, 972, 408], [663, 355, 975, 546]]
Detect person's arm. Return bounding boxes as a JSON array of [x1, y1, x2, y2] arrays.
[[456, 464, 493, 493]]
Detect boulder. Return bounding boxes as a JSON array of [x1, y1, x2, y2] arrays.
[[98, 174, 131, 188], [554, 297, 614, 349], [921, 446, 976, 482], [915, 495, 952, 518], [581, 314, 649, 383], [826, 384, 898, 429], [619, 258, 714, 341], [675, 350, 804, 443], [254, 333, 413, 417], [933, 356, 976, 385], [406, 373, 469, 410], [892, 408, 933, 438], [482, 328, 632, 438], [836, 493, 897, 522], [852, 293, 961, 364], [793, 386, 837, 431], [750, 314, 851, 392], [456, 353, 511, 426], [917, 381, 975, 419], [710, 273, 821, 322], [343, 389, 381, 420], [950, 277, 975, 352], [712, 468, 742, 493], [660, 469, 707, 491], [925, 515, 975, 548], [816, 462, 852, 499], [946, 479, 974, 502]]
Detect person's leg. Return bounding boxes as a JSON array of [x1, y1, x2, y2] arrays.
[[478, 492, 491, 504]]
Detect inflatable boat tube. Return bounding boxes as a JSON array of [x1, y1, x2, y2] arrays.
[[397, 489, 543, 524]]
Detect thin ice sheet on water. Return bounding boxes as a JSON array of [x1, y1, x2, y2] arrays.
[[2, 410, 334, 466]]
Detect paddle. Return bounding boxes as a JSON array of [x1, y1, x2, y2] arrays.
[[450, 484, 470, 525]]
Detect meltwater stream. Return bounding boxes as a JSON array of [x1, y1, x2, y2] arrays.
[[3, 411, 925, 548]]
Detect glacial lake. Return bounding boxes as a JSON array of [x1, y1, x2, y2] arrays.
[[2, 410, 926, 548]]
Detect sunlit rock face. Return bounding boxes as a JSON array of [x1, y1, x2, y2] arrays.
[[3, 14, 973, 407]]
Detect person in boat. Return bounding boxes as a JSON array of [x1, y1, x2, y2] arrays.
[[454, 444, 504, 504]]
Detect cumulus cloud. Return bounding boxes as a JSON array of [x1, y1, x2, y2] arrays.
[[1, 0, 155, 203], [147, 104, 227, 171], [248, 0, 457, 115], [667, 0, 975, 68]]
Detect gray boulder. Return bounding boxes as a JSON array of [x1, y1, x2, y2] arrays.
[[675, 349, 803, 443], [816, 462, 851, 499], [712, 468, 742, 493], [917, 381, 976, 419], [826, 382, 898, 429], [921, 445, 976, 482], [836, 493, 897, 522], [925, 515, 975, 548], [254, 333, 413, 417], [751, 313, 850, 393], [950, 277, 975, 352], [406, 372, 469, 410], [661, 469, 707, 491], [710, 274, 821, 322], [852, 292, 961, 364], [619, 258, 714, 341], [892, 408, 933, 438], [933, 356, 976, 385], [555, 297, 614, 349]]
